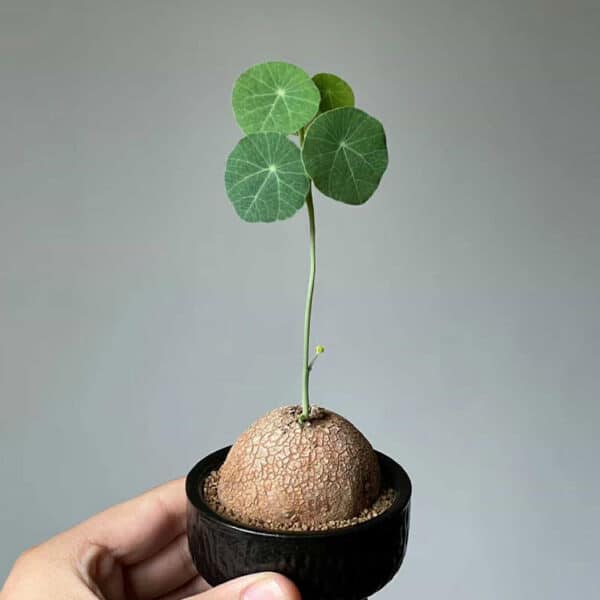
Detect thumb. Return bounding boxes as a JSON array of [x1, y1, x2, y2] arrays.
[[185, 572, 302, 600]]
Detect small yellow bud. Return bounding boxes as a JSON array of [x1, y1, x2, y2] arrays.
[[315, 345, 325, 354]]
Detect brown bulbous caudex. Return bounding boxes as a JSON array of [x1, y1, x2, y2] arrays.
[[217, 405, 381, 528]]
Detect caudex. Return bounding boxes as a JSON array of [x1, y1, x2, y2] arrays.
[[214, 61, 391, 531]]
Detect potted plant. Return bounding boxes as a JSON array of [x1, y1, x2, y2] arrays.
[[186, 61, 412, 600]]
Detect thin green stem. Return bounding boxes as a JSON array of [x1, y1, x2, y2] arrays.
[[301, 189, 316, 421], [299, 127, 316, 423]]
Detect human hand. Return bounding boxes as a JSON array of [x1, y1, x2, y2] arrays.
[[1, 478, 301, 600]]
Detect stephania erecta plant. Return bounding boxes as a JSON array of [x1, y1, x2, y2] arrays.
[[224, 61, 388, 425]]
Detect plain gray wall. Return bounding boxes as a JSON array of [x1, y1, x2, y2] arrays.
[[1, 0, 599, 597]]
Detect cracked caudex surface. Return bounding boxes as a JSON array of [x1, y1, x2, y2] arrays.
[[217, 405, 381, 527]]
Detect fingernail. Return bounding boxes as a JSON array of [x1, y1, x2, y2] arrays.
[[242, 577, 286, 600]]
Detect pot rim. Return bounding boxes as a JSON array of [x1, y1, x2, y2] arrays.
[[186, 445, 412, 540]]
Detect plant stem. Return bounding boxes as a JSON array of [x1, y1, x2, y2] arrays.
[[299, 127, 316, 423], [300, 187, 316, 421]]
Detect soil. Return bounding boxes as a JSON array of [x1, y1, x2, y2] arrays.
[[203, 469, 395, 532]]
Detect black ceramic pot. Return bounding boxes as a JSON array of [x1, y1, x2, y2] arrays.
[[186, 446, 411, 600]]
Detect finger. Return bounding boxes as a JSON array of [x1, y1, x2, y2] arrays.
[[80, 478, 187, 565], [125, 533, 197, 599], [157, 575, 211, 600], [182, 572, 301, 600]]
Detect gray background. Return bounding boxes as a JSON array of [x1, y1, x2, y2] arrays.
[[1, 0, 599, 597]]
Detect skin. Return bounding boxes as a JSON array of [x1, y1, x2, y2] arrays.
[[1, 478, 301, 600]]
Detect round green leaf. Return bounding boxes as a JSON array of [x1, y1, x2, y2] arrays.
[[225, 133, 310, 223], [312, 73, 355, 113], [302, 107, 388, 205], [232, 61, 320, 135]]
